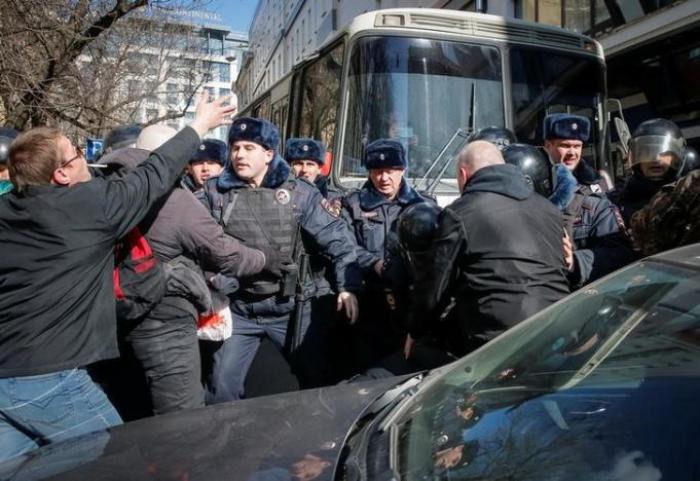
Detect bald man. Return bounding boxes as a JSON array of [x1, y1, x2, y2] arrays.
[[406, 141, 570, 356]]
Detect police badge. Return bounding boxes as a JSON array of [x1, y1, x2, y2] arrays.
[[321, 198, 341, 217], [275, 189, 291, 205]]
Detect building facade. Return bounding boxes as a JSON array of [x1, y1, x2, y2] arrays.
[[151, 11, 248, 141]]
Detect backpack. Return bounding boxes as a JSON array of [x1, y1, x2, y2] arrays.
[[113, 226, 167, 322]]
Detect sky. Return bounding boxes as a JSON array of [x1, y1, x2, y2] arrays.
[[204, 0, 259, 34]]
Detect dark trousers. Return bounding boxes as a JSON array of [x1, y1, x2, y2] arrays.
[[349, 290, 407, 376], [125, 297, 204, 415], [208, 295, 333, 404]]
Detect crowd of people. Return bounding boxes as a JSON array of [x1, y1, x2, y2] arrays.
[[0, 92, 699, 462]]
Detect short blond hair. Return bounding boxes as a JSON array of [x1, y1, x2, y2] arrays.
[[8, 127, 63, 192]]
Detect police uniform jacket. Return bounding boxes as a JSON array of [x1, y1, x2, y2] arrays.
[[341, 179, 430, 291], [573, 158, 609, 194], [407, 164, 570, 343], [308, 175, 345, 297], [0, 126, 202, 377], [567, 186, 636, 288], [205, 154, 360, 298]]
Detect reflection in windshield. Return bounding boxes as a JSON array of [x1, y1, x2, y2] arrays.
[[341, 36, 503, 186], [395, 261, 700, 480]]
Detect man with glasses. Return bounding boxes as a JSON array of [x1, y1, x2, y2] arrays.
[[0, 94, 234, 462]]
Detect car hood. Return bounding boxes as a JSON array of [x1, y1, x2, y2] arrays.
[[1, 378, 402, 481]]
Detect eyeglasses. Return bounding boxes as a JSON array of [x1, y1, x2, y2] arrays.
[[60, 145, 83, 169]]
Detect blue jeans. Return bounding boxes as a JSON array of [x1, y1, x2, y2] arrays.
[[0, 368, 122, 463], [208, 296, 324, 404]]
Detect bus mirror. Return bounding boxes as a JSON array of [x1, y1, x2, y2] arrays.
[[607, 98, 631, 158], [614, 117, 631, 158]]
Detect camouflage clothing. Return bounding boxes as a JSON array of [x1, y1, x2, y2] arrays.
[[630, 170, 700, 256]]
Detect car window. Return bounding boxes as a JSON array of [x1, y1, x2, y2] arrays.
[[395, 260, 700, 481]]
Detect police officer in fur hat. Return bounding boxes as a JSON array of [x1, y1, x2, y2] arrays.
[[285, 138, 349, 382], [341, 139, 433, 375], [285, 137, 342, 205], [543, 114, 634, 288], [183, 138, 227, 202], [203, 117, 361, 402], [543, 114, 610, 193]]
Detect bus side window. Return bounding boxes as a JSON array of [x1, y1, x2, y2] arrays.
[[297, 42, 345, 165]]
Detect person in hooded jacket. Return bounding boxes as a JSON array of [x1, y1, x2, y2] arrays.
[[100, 125, 270, 415], [405, 141, 570, 357]]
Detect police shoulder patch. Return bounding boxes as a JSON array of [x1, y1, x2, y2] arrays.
[[321, 197, 341, 217]]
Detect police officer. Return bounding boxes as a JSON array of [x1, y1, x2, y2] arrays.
[[0, 127, 19, 195], [342, 139, 433, 374], [285, 138, 347, 383], [609, 118, 687, 225], [544, 113, 610, 193], [543, 114, 634, 288], [204, 117, 360, 402], [182, 138, 227, 203], [502, 143, 579, 216], [285, 138, 342, 206]]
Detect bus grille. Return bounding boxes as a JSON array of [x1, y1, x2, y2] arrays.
[[404, 12, 585, 50]]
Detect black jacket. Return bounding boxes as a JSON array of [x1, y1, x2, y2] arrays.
[[0, 127, 201, 377], [407, 164, 570, 343]]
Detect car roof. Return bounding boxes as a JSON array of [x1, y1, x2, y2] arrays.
[[647, 243, 700, 271]]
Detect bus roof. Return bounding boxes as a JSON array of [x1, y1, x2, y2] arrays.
[[323, 8, 603, 60]]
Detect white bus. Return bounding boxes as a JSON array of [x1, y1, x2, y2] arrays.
[[239, 8, 606, 204]]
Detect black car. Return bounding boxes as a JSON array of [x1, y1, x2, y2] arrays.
[[2, 244, 700, 481]]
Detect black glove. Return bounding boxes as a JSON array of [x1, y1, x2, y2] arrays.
[[261, 247, 283, 278]]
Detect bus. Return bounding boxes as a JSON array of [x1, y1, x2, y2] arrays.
[[238, 8, 606, 205]]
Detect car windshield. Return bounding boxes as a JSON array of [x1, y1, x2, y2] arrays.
[[340, 36, 503, 192], [394, 259, 700, 480]]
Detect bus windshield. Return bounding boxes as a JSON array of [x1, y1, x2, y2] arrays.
[[510, 47, 605, 162], [340, 36, 503, 189]]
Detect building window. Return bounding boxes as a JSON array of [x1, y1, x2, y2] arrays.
[[216, 62, 230, 83], [517, 0, 616, 34], [166, 83, 178, 105]]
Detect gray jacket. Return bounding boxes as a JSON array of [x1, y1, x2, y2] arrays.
[[101, 148, 266, 279]]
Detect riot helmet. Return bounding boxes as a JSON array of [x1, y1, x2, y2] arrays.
[[398, 201, 442, 253], [502, 143, 553, 198], [680, 146, 699, 176], [629, 118, 685, 180], [467, 127, 516, 151], [103, 124, 142, 154], [0, 127, 19, 163]]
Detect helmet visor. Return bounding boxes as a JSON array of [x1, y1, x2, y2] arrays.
[[629, 134, 685, 170]]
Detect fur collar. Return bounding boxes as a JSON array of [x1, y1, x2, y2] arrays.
[[359, 179, 423, 210], [217, 153, 290, 191], [549, 164, 578, 211]]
